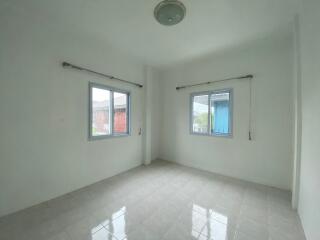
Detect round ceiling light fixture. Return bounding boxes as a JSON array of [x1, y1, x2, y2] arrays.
[[154, 0, 186, 26]]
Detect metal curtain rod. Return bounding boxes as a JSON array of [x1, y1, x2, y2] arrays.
[[61, 61, 143, 88], [176, 74, 253, 90]]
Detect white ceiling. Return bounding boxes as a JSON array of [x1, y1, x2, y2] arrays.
[[4, 0, 299, 67]]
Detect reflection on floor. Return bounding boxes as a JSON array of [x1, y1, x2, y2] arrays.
[[0, 160, 306, 240]]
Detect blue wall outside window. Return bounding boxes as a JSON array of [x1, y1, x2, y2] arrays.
[[212, 100, 229, 134]]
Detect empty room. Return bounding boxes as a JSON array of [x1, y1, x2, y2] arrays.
[[1, 0, 319, 240]]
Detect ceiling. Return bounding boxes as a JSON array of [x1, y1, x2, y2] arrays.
[[3, 0, 299, 67]]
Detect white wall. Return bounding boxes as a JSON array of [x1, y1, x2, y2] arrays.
[[0, 4, 147, 217], [150, 70, 161, 161], [297, 1, 320, 239], [159, 34, 294, 190], [142, 67, 161, 164], [291, 15, 302, 209]]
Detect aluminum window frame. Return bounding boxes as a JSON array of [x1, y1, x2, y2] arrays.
[[89, 82, 131, 141], [190, 88, 233, 138]]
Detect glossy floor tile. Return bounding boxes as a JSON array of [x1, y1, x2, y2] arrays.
[[0, 160, 306, 240]]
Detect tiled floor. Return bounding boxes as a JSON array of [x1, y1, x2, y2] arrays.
[[0, 160, 306, 240]]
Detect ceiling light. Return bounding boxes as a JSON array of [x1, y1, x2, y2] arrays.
[[154, 0, 186, 26]]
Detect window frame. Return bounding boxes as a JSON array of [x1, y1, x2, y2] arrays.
[[89, 82, 131, 141], [190, 88, 233, 138]]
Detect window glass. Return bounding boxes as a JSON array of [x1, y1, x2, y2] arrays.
[[113, 92, 128, 134], [191, 90, 232, 137], [210, 92, 230, 134], [192, 95, 209, 134], [90, 84, 130, 140], [91, 87, 111, 136]]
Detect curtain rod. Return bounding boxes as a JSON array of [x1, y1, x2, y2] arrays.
[[176, 74, 253, 90], [61, 61, 143, 88]]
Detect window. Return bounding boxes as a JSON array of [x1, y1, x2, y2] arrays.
[[191, 89, 232, 137], [89, 83, 130, 140]]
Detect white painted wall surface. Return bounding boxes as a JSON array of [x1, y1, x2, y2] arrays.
[[291, 15, 302, 209], [159, 34, 294, 190], [298, 1, 320, 239], [0, 5, 146, 217], [143, 67, 153, 165], [142, 67, 161, 165], [150, 71, 161, 161]]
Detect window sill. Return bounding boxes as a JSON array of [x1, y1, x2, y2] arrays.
[[190, 132, 233, 138], [89, 133, 131, 141]]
